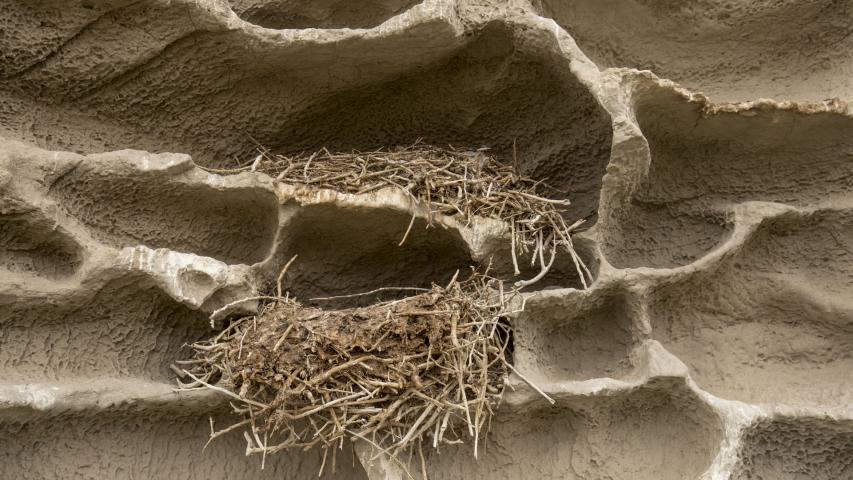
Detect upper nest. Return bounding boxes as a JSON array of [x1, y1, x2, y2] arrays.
[[206, 143, 591, 289]]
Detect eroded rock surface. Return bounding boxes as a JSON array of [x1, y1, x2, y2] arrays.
[[0, 1, 850, 479]]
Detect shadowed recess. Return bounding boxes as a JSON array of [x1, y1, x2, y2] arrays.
[[274, 203, 473, 307], [0, 275, 212, 383], [513, 288, 636, 383], [533, 0, 853, 101], [650, 209, 853, 406], [418, 381, 722, 480], [49, 165, 278, 265], [732, 417, 853, 480], [602, 88, 852, 269], [0, 13, 613, 225], [0, 409, 368, 480], [228, 0, 423, 29], [259, 23, 613, 224], [0, 211, 82, 279]]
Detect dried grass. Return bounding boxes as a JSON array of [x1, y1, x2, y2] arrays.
[[178, 270, 547, 477], [202, 142, 591, 288]]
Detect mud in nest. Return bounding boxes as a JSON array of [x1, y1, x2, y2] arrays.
[[203, 142, 591, 289], [178, 271, 544, 477]]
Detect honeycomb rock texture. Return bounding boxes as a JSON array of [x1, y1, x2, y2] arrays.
[[0, 1, 851, 479]]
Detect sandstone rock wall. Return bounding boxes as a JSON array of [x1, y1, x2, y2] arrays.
[[0, 1, 851, 479]]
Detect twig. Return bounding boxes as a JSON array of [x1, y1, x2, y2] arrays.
[[398, 210, 418, 247], [276, 254, 299, 298], [309, 287, 429, 302], [181, 370, 269, 409], [503, 362, 555, 405], [514, 236, 557, 288]]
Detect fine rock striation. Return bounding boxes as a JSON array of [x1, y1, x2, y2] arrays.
[[0, 0, 851, 479]]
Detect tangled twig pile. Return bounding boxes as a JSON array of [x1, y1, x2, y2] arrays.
[[178, 271, 544, 477], [204, 142, 591, 288]]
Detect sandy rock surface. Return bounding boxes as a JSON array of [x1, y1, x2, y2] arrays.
[[0, 1, 851, 479]]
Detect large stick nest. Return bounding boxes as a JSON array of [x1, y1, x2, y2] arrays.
[[179, 272, 539, 476]]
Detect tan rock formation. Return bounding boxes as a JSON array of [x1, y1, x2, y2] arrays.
[[0, 1, 850, 479]]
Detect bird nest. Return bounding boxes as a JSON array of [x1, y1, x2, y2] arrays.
[[203, 142, 591, 289], [177, 271, 547, 477]]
